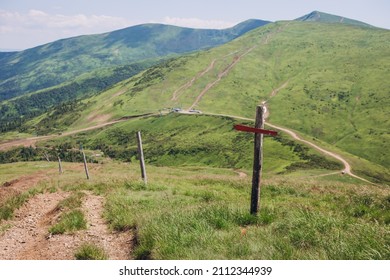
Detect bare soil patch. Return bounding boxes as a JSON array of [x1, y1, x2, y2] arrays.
[[0, 171, 50, 205], [86, 113, 112, 124]]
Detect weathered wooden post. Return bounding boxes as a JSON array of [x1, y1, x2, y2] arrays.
[[43, 151, 50, 162], [251, 105, 265, 215], [234, 105, 277, 216], [58, 156, 63, 174], [136, 131, 147, 184], [80, 144, 90, 180]]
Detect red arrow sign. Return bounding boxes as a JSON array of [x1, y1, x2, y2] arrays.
[[234, 124, 278, 136]]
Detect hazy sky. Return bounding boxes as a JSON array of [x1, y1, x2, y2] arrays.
[[1, 0, 389, 50]]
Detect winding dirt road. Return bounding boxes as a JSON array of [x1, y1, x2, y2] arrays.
[[264, 121, 372, 184]]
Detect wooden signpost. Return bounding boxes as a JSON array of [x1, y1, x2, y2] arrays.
[[234, 105, 278, 215]]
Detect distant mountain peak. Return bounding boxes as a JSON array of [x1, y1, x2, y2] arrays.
[[296, 11, 373, 28]]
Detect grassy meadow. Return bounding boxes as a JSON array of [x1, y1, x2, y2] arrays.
[[1, 161, 388, 259]]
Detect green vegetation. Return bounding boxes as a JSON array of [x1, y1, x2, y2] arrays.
[[1, 161, 388, 259], [0, 192, 30, 221], [0, 63, 154, 133], [296, 11, 374, 28], [96, 164, 389, 260], [55, 192, 85, 211], [75, 243, 108, 260], [0, 187, 44, 222], [0, 224, 11, 235], [49, 209, 87, 235], [49, 192, 87, 235], [0, 145, 97, 164], [41, 114, 342, 174]]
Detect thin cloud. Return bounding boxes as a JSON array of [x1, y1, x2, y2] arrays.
[[162, 16, 235, 29], [0, 9, 133, 31], [0, 9, 238, 49], [0, 9, 135, 49]]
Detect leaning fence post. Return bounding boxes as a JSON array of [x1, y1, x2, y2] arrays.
[[136, 131, 147, 184], [58, 156, 63, 174], [80, 144, 90, 180]]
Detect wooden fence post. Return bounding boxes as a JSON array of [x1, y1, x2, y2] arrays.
[[43, 151, 50, 162], [80, 145, 90, 180], [58, 156, 63, 174], [136, 131, 147, 184], [250, 105, 265, 215]]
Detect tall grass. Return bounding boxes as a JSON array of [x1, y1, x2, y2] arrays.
[[101, 172, 390, 260], [49, 209, 87, 234], [49, 192, 87, 235], [75, 243, 108, 260], [3, 161, 387, 259], [0, 187, 44, 222]]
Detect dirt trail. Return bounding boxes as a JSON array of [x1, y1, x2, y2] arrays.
[[263, 80, 289, 119], [0, 136, 52, 151], [264, 121, 373, 184], [0, 120, 124, 152], [172, 59, 216, 101], [234, 170, 247, 178], [0, 112, 160, 152], [186, 23, 291, 111], [260, 80, 374, 185], [76, 193, 133, 259], [202, 108, 373, 185], [0, 189, 133, 259], [33, 192, 133, 260], [0, 191, 69, 259], [270, 81, 289, 98], [188, 46, 256, 110]]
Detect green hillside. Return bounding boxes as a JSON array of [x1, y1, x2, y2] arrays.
[[296, 11, 374, 28], [0, 20, 269, 101], [33, 113, 341, 174], [0, 62, 155, 132], [33, 20, 389, 181]]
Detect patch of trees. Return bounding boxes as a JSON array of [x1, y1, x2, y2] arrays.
[[92, 143, 137, 162], [0, 145, 97, 164], [0, 63, 148, 133], [33, 100, 87, 135]]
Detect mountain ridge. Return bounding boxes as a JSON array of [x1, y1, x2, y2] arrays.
[[0, 19, 269, 101], [296, 11, 374, 28]]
